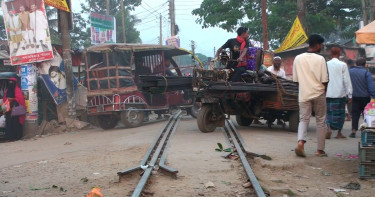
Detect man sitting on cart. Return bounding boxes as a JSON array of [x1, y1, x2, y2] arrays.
[[215, 27, 252, 82]]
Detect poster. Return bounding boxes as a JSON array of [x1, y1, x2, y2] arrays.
[[45, 0, 70, 12], [1, 0, 53, 65], [166, 36, 180, 48], [20, 64, 38, 119], [90, 12, 116, 44], [39, 51, 78, 105], [274, 17, 308, 53]]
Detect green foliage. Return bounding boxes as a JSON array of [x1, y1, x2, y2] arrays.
[[0, 14, 7, 40], [215, 143, 233, 152], [193, 0, 362, 49]]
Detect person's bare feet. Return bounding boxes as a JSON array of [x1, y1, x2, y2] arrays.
[[325, 131, 332, 139], [334, 132, 347, 139]]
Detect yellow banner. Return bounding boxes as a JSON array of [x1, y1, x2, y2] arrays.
[[274, 17, 308, 53], [45, 0, 70, 12]]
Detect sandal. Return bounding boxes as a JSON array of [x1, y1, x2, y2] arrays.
[[294, 147, 306, 157], [316, 150, 327, 157], [349, 133, 356, 138]]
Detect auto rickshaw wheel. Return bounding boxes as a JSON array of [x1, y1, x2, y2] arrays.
[[288, 110, 299, 132], [197, 105, 218, 133], [121, 106, 144, 128], [235, 115, 253, 126], [187, 102, 201, 119], [98, 115, 119, 130]]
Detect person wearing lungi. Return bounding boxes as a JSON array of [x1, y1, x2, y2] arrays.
[[325, 47, 352, 139]]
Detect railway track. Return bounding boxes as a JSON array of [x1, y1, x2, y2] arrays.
[[222, 119, 266, 197], [117, 110, 182, 197], [118, 111, 265, 197]]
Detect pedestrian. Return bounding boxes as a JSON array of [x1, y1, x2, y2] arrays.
[[267, 56, 286, 78], [345, 59, 355, 121], [3, 78, 26, 141], [348, 58, 375, 138], [292, 34, 329, 157], [215, 27, 252, 82], [325, 47, 352, 139]]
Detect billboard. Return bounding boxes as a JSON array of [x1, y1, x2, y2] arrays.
[[1, 0, 53, 65], [90, 12, 116, 44]]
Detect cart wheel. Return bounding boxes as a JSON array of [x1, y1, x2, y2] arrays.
[[187, 102, 201, 119], [98, 115, 119, 130], [288, 111, 299, 132], [197, 105, 218, 133], [236, 115, 253, 126], [121, 106, 144, 128]]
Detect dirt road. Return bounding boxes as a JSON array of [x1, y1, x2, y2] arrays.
[[0, 116, 373, 197]]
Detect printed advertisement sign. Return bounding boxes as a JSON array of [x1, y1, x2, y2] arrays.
[[90, 12, 116, 44], [1, 0, 53, 65], [274, 17, 308, 53], [39, 51, 78, 105], [20, 64, 38, 119], [166, 36, 180, 48], [45, 0, 70, 12]]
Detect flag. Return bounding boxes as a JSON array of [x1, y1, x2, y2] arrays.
[[274, 17, 308, 53]]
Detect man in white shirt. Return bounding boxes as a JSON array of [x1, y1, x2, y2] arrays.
[[325, 47, 352, 139], [267, 56, 286, 78], [293, 34, 329, 157], [29, 4, 49, 51]]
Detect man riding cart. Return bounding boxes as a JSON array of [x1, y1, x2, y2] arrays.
[[193, 27, 299, 133]]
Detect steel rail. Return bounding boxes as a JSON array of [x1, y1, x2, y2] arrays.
[[117, 110, 182, 197], [223, 120, 266, 197]]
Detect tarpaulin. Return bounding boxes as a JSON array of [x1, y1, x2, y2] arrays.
[[274, 17, 308, 53], [356, 20, 375, 44]]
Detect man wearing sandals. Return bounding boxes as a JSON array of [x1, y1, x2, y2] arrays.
[[292, 34, 329, 157], [325, 47, 352, 139]]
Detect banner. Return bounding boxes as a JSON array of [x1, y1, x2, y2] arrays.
[[39, 51, 78, 105], [45, 0, 70, 12], [90, 12, 116, 44], [1, 0, 53, 65], [166, 36, 180, 48], [274, 17, 308, 53]]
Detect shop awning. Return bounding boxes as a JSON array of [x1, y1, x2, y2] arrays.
[[356, 20, 375, 44]]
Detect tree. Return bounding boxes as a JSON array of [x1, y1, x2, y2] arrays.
[[192, 0, 362, 49], [0, 14, 7, 40]]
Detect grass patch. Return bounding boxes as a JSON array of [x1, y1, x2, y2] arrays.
[[287, 189, 296, 196]]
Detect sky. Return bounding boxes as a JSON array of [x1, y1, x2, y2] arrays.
[[72, 0, 235, 57]]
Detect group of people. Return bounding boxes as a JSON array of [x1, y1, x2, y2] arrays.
[[4, 2, 49, 56], [217, 27, 372, 158], [293, 34, 373, 157]]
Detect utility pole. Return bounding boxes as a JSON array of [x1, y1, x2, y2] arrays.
[[120, 0, 126, 43], [297, 0, 307, 33], [160, 14, 162, 45], [169, 0, 176, 36], [106, 0, 110, 15], [214, 47, 216, 57], [261, 0, 269, 50], [59, 3, 76, 117], [362, 0, 368, 25], [191, 40, 196, 65], [370, 0, 375, 22]]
